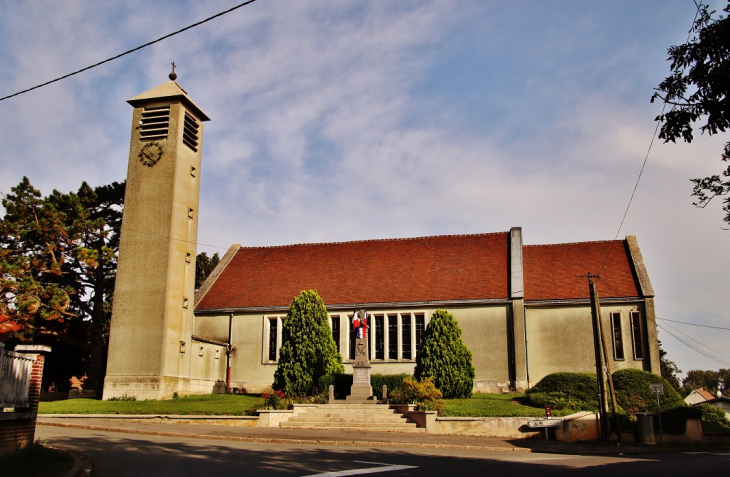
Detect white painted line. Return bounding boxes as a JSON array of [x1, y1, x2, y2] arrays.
[[300, 461, 418, 476], [683, 452, 709, 454]]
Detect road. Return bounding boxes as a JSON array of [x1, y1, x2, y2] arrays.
[[37, 425, 730, 476]]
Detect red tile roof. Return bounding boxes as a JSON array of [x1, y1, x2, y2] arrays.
[[196, 233, 643, 311], [196, 232, 510, 310], [524, 241, 640, 300]]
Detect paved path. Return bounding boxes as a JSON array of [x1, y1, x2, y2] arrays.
[[36, 424, 730, 477], [36, 415, 730, 456]]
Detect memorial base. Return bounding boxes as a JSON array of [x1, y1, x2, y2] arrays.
[[347, 365, 375, 403]]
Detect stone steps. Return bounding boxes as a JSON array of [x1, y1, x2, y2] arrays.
[[280, 404, 424, 433]]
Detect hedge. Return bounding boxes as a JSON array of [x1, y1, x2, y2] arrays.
[[611, 368, 685, 415], [318, 373, 413, 399], [525, 373, 599, 410]]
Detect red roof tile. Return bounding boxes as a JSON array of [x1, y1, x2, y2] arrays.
[[196, 232, 510, 310], [196, 233, 643, 310], [523, 241, 640, 300]]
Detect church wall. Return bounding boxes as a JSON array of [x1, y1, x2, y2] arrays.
[[524, 301, 651, 387]]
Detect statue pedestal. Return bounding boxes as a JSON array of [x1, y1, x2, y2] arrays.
[[346, 334, 376, 403]]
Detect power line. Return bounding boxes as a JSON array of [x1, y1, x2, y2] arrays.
[[0, 0, 259, 103], [657, 317, 730, 331], [656, 322, 730, 367], [657, 317, 730, 360]]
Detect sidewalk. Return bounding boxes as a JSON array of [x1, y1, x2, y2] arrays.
[[37, 415, 729, 455]]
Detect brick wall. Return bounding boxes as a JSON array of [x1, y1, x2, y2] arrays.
[[0, 346, 49, 455]]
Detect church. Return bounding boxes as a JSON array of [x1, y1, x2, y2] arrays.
[[102, 78, 660, 400]]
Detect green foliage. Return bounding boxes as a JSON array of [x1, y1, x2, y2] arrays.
[[659, 340, 682, 393], [1, 441, 74, 477], [273, 290, 344, 396], [260, 390, 288, 410], [682, 369, 720, 396], [318, 373, 353, 399], [372, 374, 412, 398], [612, 368, 685, 415], [652, 2, 730, 224], [40, 393, 263, 416], [195, 252, 220, 291], [525, 373, 599, 411], [106, 393, 137, 401], [414, 309, 474, 399], [1, 177, 125, 391], [698, 403, 730, 427], [389, 376, 444, 412], [442, 393, 579, 418]]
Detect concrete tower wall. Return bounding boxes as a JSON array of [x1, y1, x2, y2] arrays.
[[104, 84, 207, 400]]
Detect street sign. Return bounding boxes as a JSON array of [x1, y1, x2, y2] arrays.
[[527, 418, 563, 428], [650, 383, 664, 396]]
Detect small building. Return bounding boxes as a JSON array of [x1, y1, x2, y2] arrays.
[[685, 389, 730, 420], [192, 228, 660, 394]]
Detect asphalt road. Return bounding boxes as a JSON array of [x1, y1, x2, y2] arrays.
[[37, 425, 730, 476]]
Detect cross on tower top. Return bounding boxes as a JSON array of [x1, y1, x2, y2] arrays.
[[169, 61, 177, 81]]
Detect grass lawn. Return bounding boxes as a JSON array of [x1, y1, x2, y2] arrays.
[[39, 393, 264, 415], [39, 392, 572, 418], [1, 442, 74, 477], [442, 393, 580, 417]]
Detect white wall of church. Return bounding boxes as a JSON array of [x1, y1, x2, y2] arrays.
[[524, 302, 652, 387]]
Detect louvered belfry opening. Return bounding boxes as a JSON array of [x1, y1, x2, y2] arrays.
[[183, 111, 199, 151], [139, 106, 170, 141]]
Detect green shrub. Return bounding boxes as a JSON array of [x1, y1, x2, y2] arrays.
[[698, 403, 730, 427], [611, 368, 685, 415], [273, 290, 345, 396], [389, 376, 444, 413], [414, 309, 475, 399], [106, 393, 137, 401], [318, 373, 353, 399], [371, 374, 412, 398], [525, 373, 598, 411]]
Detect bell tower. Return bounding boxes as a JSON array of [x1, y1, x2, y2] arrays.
[[103, 71, 210, 400]]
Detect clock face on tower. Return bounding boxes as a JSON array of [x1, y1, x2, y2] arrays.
[[139, 142, 163, 167]]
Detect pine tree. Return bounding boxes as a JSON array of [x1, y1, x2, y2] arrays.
[[414, 309, 475, 399], [0, 177, 124, 391], [273, 290, 344, 396]]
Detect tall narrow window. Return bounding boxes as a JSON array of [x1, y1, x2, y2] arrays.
[[631, 311, 645, 359], [331, 316, 340, 353], [388, 314, 398, 360], [401, 313, 412, 360], [349, 316, 356, 360], [415, 314, 425, 355], [268, 318, 278, 361], [375, 314, 384, 360], [611, 312, 625, 360]]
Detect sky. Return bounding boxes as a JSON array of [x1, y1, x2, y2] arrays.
[[1, 0, 728, 379]]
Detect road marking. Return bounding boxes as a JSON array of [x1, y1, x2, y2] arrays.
[[300, 461, 418, 476]]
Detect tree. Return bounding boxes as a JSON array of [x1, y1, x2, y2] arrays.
[[195, 252, 220, 291], [682, 369, 720, 395], [273, 290, 344, 396], [658, 340, 682, 393], [719, 368, 730, 394], [0, 177, 124, 391], [414, 309, 475, 399], [652, 2, 730, 225]]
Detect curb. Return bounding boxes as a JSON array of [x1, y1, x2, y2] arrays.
[[38, 421, 536, 453], [61, 450, 92, 477]]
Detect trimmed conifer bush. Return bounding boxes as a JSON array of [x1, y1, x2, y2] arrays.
[[611, 368, 685, 415], [273, 290, 344, 396], [414, 309, 475, 399]]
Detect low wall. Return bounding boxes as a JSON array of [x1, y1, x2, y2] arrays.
[[0, 345, 51, 455]]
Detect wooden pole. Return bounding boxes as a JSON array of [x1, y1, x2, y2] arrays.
[[590, 276, 623, 444], [588, 274, 609, 439]]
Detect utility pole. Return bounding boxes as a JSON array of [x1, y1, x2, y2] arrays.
[[588, 274, 623, 444], [586, 273, 609, 439]]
